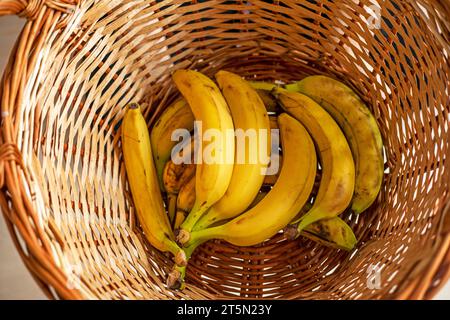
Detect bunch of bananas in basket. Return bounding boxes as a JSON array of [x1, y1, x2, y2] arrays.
[[121, 70, 384, 290]]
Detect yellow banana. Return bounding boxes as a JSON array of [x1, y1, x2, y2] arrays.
[[173, 211, 186, 230], [167, 113, 317, 289], [298, 217, 357, 251], [274, 88, 355, 235], [121, 103, 186, 267], [192, 70, 271, 231], [193, 100, 278, 231], [248, 81, 280, 113], [150, 99, 195, 189], [150, 81, 279, 191], [172, 175, 196, 231], [151, 80, 276, 190], [249, 196, 357, 251], [177, 174, 196, 213], [162, 159, 195, 224], [286, 75, 383, 213], [151, 81, 275, 191], [185, 113, 316, 247], [163, 161, 195, 194], [173, 70, 235, 244]]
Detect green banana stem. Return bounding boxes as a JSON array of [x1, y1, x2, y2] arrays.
[[185, 225, 221, 248], [284, 83, 300, 92], [166, 238, 206, 290], [171, 245, 187, 267], [191, 208, 219, 231], [294, 210, 320, 234], [248, 81, 278, 91], [177, 201, 210, 244], [167, 264, 187, 290]]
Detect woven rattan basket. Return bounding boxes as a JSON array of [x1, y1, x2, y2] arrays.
[[0, 0, 449, 300]]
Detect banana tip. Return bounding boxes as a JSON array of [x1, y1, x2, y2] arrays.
[[166, 269, 184, 290], [175, 250, 187, 267], [128, 102, 139, 110], [284, 225, 300, 240], [176, 229, 191, 246]]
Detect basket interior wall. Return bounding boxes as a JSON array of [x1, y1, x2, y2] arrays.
[[10, 0, 450, 299]]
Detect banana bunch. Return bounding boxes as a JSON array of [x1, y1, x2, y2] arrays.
[[122, 70, 383, 290], [274, 88, 356, 234], [172, 70, 236, 245], [167, 113, 317, 288], [179, 112, 316, 246], [190, 71, 271, 233]]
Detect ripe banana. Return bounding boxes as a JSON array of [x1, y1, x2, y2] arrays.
[[185, 113, 316, 247], [151, 79, 275, 188], [248, 81, 280, 113], [250, 195, 356, 251], [152, 81, 275, 191], [177, 174, 196, 213], [173, 211, 186, 230], [298, 217, 357, 251], [192, 70, 271, 232], [173, 70, 235, 243], [286, 75, 383, 213], [167, 113, 316, 289], [150, 99, 195, 189], [172, 175, 196, 231], [274, 88, 355, 235], [163, 159, 195, 224], [121, 103, 186, 267]]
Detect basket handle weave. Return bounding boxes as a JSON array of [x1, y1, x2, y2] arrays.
[[0, 0, 77, 20]]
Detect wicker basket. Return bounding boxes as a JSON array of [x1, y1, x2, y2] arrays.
[[0, 0, 449, 300]]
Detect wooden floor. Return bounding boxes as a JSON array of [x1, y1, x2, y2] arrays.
[[0, 14, 448, 301]]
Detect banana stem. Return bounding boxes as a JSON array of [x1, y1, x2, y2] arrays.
[[167, 264, 186, 290], [185, 239, 205, 259], [181, 201, 209, 230], [295, 211, 323, 234], [284, 83, 300, 92], [191, 211, 216, 231], [166, 239, 206, 290], [177, 202, 209, 245], [185, 226, 220, 248]]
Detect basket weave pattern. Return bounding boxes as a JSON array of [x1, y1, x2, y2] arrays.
[[0, 0, 449, 299]]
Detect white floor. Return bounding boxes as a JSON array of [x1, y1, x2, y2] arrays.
[[0, 15, 449, 300]]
